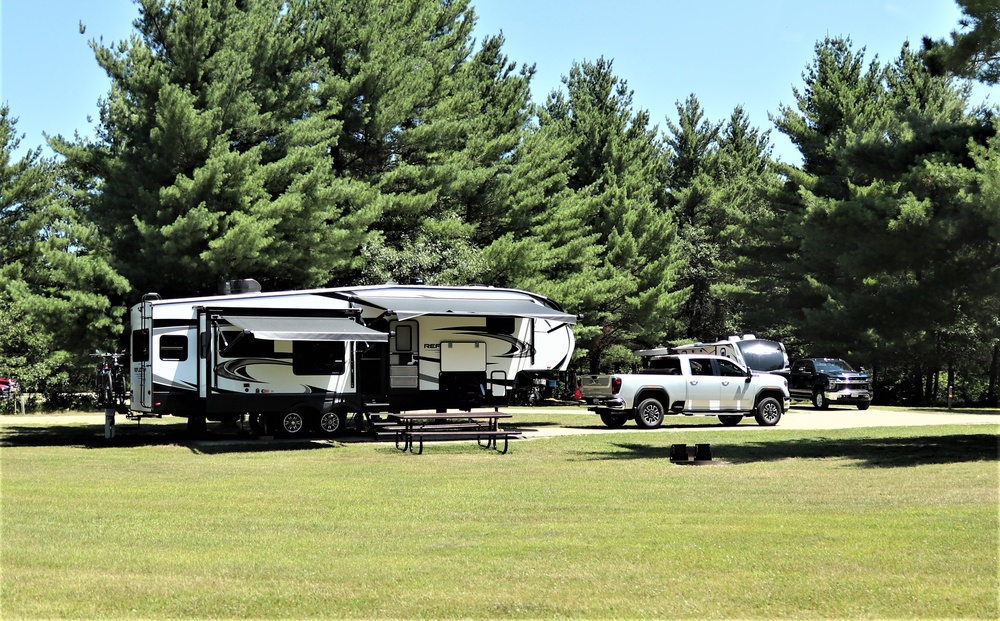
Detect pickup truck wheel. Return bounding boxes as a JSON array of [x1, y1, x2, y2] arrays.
[[599, 413, 628, 428], [754, 397, 782, 426], [634, 398, 665, 429], [812, 390, 829, 409], [857, 403, 870, 411], [718, 415, 742, 426]]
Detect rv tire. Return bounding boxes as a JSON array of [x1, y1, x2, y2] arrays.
[[272, 411, 307, 437], [317, 409, 348, 437]]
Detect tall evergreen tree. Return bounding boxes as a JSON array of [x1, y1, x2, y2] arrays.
[[0, 106, 128, 395], [923, 0, 1000, 84], [543, 59, 684, 372], [663, 95, 721, 340], [708, 106, 782, 336], [747, 37, 890, 355], [751, 37, 998, 403], [59, 0, 555, 295], [664, 97, 779, 341], [55, 0, 380, 298]]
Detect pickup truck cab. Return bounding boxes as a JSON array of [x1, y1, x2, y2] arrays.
[[788, 358, 872, 410], [586, 354, 790, 428]]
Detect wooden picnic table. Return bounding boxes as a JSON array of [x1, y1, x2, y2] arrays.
[[389, 411, 517, 454]]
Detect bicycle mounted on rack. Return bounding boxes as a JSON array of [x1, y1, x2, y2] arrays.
[[92, 351, 128, 412]]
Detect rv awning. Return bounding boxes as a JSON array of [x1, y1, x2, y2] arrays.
[[224, 316, 389, 342], [355, 295, 578, 324]]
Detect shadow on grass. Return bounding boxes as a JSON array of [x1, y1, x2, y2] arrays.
[[0, 422, 370, 454], [581, 434, 999, 468]]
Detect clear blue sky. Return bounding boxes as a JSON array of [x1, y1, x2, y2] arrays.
[[1, 0, 992, 164]]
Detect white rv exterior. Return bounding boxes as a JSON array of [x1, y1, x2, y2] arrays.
[[128, 283, 576, 436]]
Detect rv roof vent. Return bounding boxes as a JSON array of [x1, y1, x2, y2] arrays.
[[219, 279, 262, 295]]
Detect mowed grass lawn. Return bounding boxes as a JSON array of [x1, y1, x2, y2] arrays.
[[1, 413, 997, 619]]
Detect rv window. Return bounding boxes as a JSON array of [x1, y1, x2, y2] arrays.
[[736, 339, 787, 373], [293, 341, 346, 376], [395, 325, 413, 352], [218, 330, 273, 358], [132, 329, 150, 362], [487, 316, 515, 334], [159, 335, 188, 361]]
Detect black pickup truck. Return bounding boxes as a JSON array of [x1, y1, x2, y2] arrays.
[[788, 358, 872, 410]]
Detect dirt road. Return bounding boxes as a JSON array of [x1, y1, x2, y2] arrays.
[[515, 406, 1000, 437]]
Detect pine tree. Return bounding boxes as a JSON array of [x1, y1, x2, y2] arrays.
[[543, 58, 684, 372], [709, 106, 782, 336], [55, 0, 380, 298], [663, 94, 721, 340], [923, 0, 1000, 84], [664, 97, 780, 341], [754, 37, 998, 403], [0, 106, 128, 395]]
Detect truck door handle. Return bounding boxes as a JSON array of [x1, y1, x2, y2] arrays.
[[722, 381, 730, 386], [689, 381, 698, 386]]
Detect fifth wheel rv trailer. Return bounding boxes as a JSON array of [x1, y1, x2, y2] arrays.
[[129, 282, 577, 436]]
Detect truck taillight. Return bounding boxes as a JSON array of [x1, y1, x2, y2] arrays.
[[611, 377, 622, 395]]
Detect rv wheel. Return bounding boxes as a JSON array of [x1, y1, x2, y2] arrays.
[[272, 411, 307, 437], [317, 409, 348, 437]]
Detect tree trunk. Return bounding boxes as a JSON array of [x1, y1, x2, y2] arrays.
[[947, 360, 955, 405], [988, 341, 999, 407]]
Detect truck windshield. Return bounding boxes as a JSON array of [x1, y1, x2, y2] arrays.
[[815, 359, 854, 372]]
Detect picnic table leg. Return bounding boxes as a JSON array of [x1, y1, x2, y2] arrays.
[[485, 417, 498, 449]]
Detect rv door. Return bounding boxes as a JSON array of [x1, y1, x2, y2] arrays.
[[389, 321, 419, 389], [198, 310, 209, 400], [130, 302, 153, 411]]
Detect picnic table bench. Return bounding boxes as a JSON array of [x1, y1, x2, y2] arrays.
[[388, 412, 520, 454]]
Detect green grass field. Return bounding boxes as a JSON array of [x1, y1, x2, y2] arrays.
[[2, 413, 997, 619]]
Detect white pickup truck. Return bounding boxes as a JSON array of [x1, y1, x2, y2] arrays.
[[585, 354, 790, 428]]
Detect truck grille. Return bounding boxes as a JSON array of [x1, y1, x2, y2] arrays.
[[831, 379, 871, 391]]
